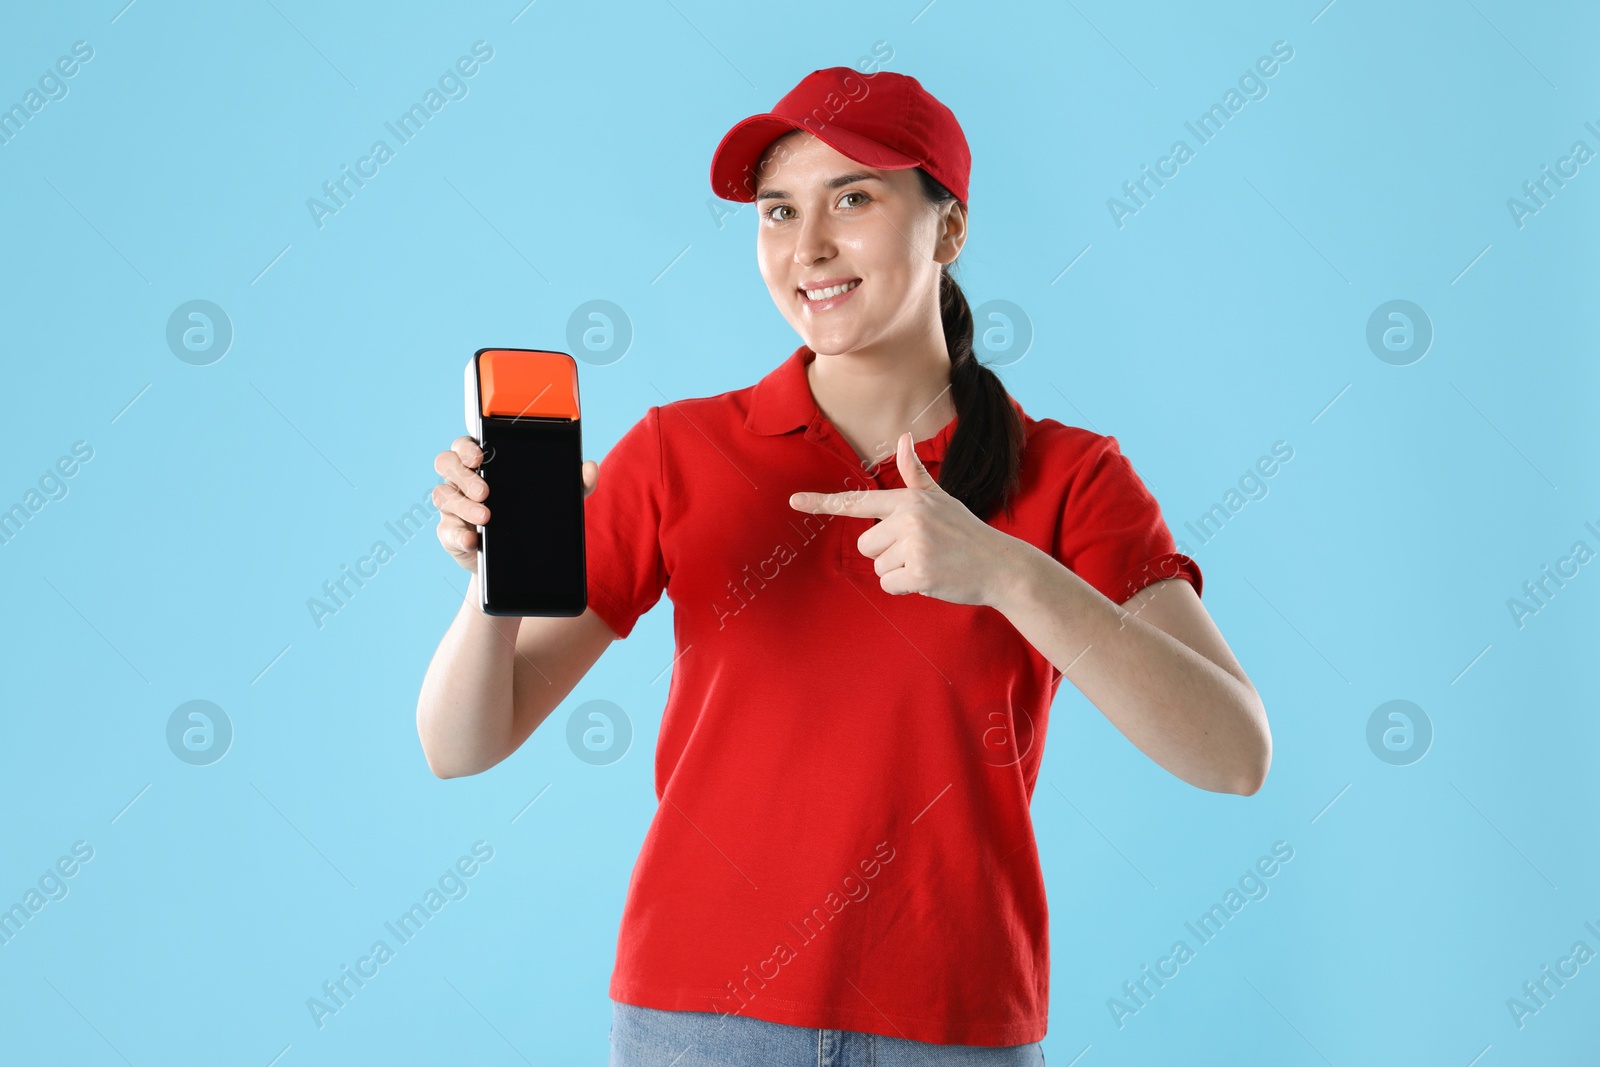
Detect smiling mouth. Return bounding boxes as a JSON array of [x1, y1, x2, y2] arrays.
[[799, 279, 861, 304]]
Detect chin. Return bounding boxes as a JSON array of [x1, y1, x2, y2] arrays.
[[795, 319, 863, 351], [799, 332, 858, 357]]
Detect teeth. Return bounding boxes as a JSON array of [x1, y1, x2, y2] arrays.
[[803, 280, 860, 301]]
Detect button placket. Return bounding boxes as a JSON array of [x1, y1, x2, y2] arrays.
[[801, 417, 875, 573], [801, 414, 948, 573], [847, 456, 945, 574]]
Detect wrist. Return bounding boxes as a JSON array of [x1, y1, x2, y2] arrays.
[[983, 532, 1048, 614]]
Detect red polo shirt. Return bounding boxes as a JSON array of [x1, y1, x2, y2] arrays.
[[584, 344, 1201, 1047]]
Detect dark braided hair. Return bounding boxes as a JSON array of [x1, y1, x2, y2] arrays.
[[915, 168, 1025, 524]]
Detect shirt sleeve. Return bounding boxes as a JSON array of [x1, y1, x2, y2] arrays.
[[584, 405, 668, 638], [1052, 434, 1202, 604]]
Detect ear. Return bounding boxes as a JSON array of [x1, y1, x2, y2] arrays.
[[933, 199, 967, 267]]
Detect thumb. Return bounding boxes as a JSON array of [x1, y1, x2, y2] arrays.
[[897, 431, 941, 492]]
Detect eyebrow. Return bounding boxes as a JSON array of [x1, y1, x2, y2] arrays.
[[755, 172, 885, 202]]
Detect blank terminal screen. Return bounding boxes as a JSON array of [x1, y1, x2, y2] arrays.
[[478, 416, 585, 615]]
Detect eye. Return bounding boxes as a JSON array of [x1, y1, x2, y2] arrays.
[[763, 203, 795, 222], [838, 191, 870, 208]]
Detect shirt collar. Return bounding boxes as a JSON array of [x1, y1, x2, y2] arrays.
[[745, 344, 1026, 467], [745, 344, 820, 437]]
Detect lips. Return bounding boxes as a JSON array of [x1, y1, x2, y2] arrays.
[[798, 278, 862, 305], [799, 276, 859, 293]]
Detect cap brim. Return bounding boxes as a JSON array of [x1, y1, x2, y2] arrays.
[[709, 114, 921, 202]]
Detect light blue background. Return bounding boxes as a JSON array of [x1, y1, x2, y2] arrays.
[[2, 1, 1596, 1064]]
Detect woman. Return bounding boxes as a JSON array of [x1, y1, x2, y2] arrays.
[[418, 67, 1271, 1066]]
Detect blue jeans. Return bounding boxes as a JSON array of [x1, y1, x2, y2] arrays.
[[608, 1000, 1046, 1066]]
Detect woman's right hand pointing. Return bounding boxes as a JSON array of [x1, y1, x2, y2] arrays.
[[432, 436, 599, 572]]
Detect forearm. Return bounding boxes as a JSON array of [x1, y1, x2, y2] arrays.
[[988, 537, 1268, 795], [416, 573, 523, 778]]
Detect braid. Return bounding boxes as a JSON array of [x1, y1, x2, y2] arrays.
[[918, 167, 1025, 523]]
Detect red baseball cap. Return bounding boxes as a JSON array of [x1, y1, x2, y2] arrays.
[[709, 66, 971, 205]]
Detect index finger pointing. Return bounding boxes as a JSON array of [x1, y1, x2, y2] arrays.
[[789, 487, 903, 517]]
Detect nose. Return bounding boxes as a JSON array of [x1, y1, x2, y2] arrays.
[[792, 210, 835, 269]]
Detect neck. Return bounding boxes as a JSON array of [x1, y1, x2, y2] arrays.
[[805, 322, 958, 467]]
